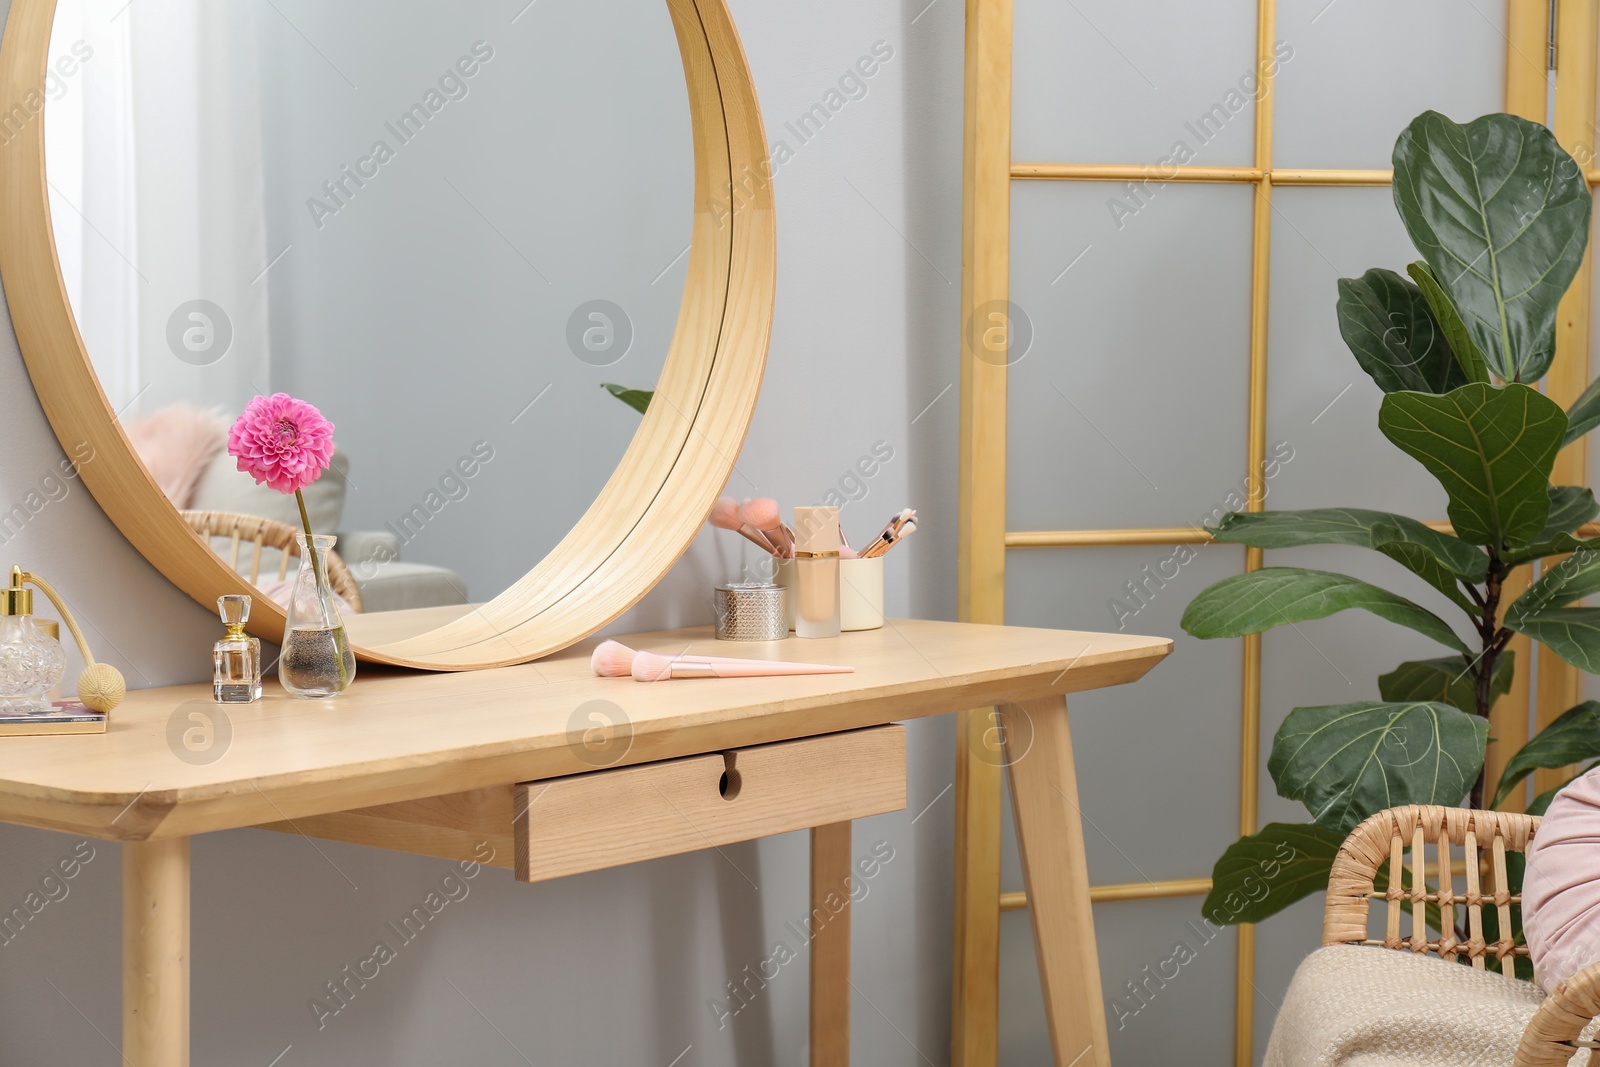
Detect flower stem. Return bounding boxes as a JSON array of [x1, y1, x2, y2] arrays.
[[295, 489, 349, 690]]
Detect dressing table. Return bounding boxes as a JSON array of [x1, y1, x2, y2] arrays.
[[0, 620, 1167, 1066]]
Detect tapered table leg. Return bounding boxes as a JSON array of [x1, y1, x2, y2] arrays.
[[810, 821, 852, 1066], [124, 837, 190, 1067], [1001, 696, 1109, 1067], [952, 706, 1003, 1067]]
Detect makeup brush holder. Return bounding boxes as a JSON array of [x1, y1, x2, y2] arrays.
[[777, 556, 883, 632], [713, 582, 788, 641]]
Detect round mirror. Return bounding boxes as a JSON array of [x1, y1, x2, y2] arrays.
[[0, 0, 774, 668]]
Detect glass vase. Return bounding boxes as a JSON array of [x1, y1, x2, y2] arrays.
[[279, 533, 355, 698]]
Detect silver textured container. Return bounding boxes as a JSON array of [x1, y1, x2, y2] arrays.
[[713, 582, 787, 641]]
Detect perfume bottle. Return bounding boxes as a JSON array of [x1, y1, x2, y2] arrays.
[[37, 620, 61, 704], [792, 505, 841, 639], [213, 595, 262, 703], [0, 567, 66, 714]]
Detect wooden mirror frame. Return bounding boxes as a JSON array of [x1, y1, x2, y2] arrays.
[[0, 0, 774, 669]]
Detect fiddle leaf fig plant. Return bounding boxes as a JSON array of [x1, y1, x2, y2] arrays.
[[1182, 112, 1600, 964]]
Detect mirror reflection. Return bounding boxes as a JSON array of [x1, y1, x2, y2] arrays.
[[44, 0, 692, 633]]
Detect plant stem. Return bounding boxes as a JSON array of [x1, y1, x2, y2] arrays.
[[1468, 549, 1507, 810], [294, 489, 349, 690]]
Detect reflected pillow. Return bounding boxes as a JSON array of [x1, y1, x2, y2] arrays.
[[123, 404, 230, 509], [190, 448, 349, 533], [255, 578, 355, 618]]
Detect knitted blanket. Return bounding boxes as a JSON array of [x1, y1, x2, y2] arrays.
[[1263, 944, 1580, 1066]]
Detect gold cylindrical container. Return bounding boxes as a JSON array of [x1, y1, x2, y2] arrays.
[[713, 582, 787, 641]]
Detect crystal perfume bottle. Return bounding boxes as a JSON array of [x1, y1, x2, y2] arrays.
[[213, 595, 262, 703], [0, 567, 66, 714]]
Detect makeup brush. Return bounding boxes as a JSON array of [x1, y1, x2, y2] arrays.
[[863, 517, 917, 558], [860, 508, 915, 558], [709, 496, 776, 554], [865, 517, 916, 558], [739, 498, 794, 558], [592, 640, 711, 678], [632, 650, 853, 682], [592, 640, 853, 680]]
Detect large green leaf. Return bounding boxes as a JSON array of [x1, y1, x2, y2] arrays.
[[1566, 376, 1600, 446], [1269, 701, 1489, 834], [1408, 260, 1489, 385], [1507, 608, 1600, 672], [1507, 543, 1600, 624], [1336, 268, 1467, 394], [1543, 486, 1600, 536], [1371, 523, 1475, 611], [1506, 533, 1596, 566], [1378, 383, 1566, 547], [1502, 487, 1600, 564], [1181, 567, 1470, 653], [1493, 701, 1600, 807], [1392, 111, 1591, 383], [600, 383, 652, 415], [1202, 823, 1343, 926], [1378, 652, 1514, 719], [1212, 509, 1486, 581]]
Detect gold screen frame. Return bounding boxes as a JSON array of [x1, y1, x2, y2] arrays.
[[954, 1, 1594, 1064]]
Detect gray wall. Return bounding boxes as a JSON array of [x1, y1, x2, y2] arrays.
[[0, 1, 1529, 1065]]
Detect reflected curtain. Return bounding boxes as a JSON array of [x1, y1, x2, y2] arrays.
[[45, 0, 271, 416]]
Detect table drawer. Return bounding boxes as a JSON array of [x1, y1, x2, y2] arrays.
[[514, 724, 905, 882]]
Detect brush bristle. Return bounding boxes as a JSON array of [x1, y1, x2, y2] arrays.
[[740, 497, 781, 530], [631, 650, 673, 682], [708, 496, 740, 530], [590, 640, 638, 678]]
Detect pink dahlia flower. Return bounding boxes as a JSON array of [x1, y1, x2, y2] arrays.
[[227, 393, 335, 494]]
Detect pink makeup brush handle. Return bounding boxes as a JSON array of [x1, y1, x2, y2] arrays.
[[705, 661, 853, 677], [672, 654, 851, 671], [760, 525, 794, 557], [738, 523, 779, 554], [633, 651, 854, 680]]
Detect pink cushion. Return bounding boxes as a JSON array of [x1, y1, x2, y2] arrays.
[[1523, 767, 1600, 990]]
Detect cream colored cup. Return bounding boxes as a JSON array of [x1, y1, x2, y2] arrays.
[[776, 556, 884, 632]]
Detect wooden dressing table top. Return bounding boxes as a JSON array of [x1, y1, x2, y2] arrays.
[[0, 619, 1169, 842]]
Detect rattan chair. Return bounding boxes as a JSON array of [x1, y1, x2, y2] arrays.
[[181, 509, 363, 613], [1324, 805, 1600, 1064]]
